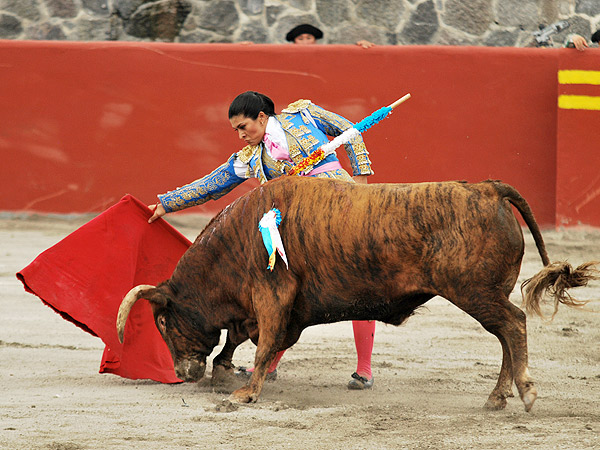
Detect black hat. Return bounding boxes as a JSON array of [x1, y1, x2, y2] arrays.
[[592, 30, 600, 43], [286, 24, 324, 42]]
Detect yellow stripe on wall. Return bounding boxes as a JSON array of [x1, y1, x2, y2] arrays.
[[558, 70, 600, 85], [558, 95, 600, 110]]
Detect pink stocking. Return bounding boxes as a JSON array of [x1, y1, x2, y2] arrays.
[[247, 349, 285, 374], [352, 320, 375, 378], [268, 350, 285, 372]]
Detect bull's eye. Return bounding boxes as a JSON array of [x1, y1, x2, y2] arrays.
[[158, 316, 167, 333]]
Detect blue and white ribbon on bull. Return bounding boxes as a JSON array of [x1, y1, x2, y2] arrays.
[[259, 208, 289, 271]]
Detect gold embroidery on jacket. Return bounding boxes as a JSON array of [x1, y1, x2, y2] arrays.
[[298, 135, 320, 150], [286, 135, 303, 162], [278, 115, 294, 129], [282, 99, 312, 113], [261, 146, 290, 179], [237, 144, 257, 163], [294, 125, 311, 136], [307, 103, 349, 137]]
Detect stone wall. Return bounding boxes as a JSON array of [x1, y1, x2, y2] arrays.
[[0, 0, 599, 47]]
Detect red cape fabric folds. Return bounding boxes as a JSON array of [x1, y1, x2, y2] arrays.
[[17, 195, 192, 383]]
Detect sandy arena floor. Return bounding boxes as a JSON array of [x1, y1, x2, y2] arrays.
[[1, 214, 599, 450]]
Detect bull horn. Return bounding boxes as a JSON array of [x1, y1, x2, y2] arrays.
[[117, 284, 155, 344]]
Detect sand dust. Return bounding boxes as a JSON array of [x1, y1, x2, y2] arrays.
[[1, 214, 599, 450]]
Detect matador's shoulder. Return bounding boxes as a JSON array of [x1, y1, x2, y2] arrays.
[[281, 99, 313, 113], [237, 144, 259, 163]]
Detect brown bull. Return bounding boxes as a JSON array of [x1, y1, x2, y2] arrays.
[[117, 177, 597, 411]]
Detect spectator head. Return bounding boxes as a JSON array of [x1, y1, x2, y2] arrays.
[[592, 30, 600, 44], [285, 24, 324, 45]]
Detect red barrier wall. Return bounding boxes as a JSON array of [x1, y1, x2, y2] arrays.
[[556, 54, 600, 227], [0, 41, 598, 227]]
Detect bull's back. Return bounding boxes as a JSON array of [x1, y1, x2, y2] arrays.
[[257, 178, 524, 318], [270, 178, 521, 261]]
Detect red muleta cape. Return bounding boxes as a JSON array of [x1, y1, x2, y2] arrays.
[[17, 195, 192, 383]]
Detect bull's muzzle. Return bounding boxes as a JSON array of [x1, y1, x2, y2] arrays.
[[175, 359, 206, 382]]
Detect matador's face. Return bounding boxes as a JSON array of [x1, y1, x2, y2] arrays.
[[230, 111, 268, 146]]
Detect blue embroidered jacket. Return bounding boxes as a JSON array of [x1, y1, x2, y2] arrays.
[[158, 99, 373, 212]]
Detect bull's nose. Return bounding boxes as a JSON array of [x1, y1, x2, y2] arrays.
[[175, 360, 206, 381]]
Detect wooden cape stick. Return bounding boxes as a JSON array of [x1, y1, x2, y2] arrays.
[[388, 93, 412, 110]]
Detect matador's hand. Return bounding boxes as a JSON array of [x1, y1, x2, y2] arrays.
[[148, 202, 166, 223]]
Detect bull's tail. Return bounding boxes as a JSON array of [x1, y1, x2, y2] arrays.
[[520, 262, 598, 320], [492, 181, 599, 319], [493, 181, 550, 266]]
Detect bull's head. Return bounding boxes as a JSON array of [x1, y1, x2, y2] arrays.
[[116, 284, 220, 382]]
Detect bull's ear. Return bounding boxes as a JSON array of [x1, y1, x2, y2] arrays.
[[146, 290, 168, 312], [148, 289, 169, 308]]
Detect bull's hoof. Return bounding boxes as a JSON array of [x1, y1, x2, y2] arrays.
[[521, 386, 537, 412], [211, 364, 237, 385], [484, 395, 507, 411], [228, 387, 258, 404]]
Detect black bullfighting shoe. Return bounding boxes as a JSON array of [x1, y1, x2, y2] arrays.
[[235, 367, 278, 381], [347, 372, 374, 390]]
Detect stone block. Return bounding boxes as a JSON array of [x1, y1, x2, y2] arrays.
[[46, 0, 79, 19], [113, 0, 151, 20], [197, 0, 239, 34], [316, 0, 350, 27], [401, 0, 438, 44], [24, 21, 67, 40], [356, 0, 405, 30], [484, 29, 519, 47], [239, 20, 268, 42], [576, 0, 600, 17], [443, 0, 492, 36], [0, 13, 22, 38], [2, 0, 42, 21], [238, 0, 263, 16], [82, 0, 110, 17], [125, 0, 192, 40], [494, 0, 538, 29]]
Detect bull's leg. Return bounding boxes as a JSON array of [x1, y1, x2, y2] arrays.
[[452, 294, 537, 412], [211, 331, 243, 383], [228, 337, 281, 403], [212, 334, 237, 371], [228, 282, 297, 404], [230, 339, 279, 403], [502, 305, 537, 412], [484, 335, 514, 410]]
